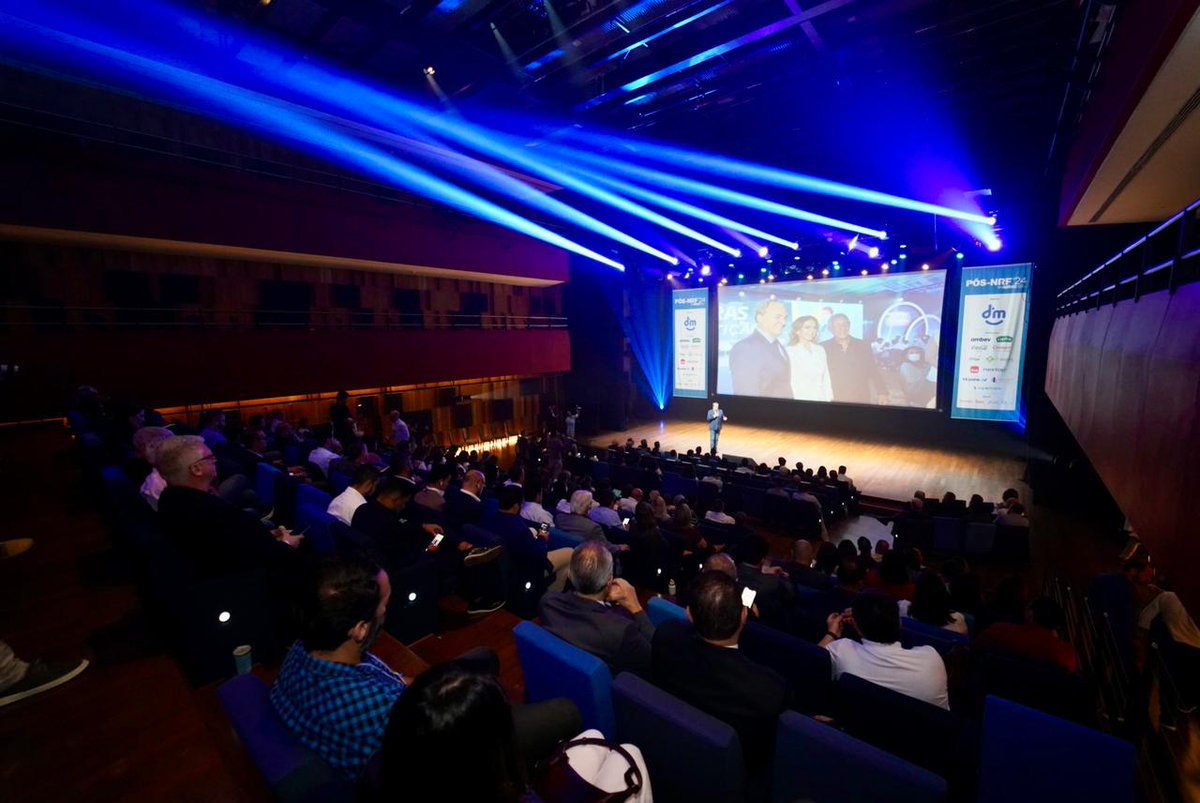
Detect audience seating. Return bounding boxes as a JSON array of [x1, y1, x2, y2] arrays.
[[932, 516, 964, 554], [612, 672, 745, 803], [772, 711, 947, 803], [977, 695, 1134, 803], [993, 524, 1030, 563], [327, 470, 352, 498], [255, 463, 285, 512], [647, 596, 689, 627], [834, 673, 977, 798], [293, 503, 336, 556], [217, 674, 352, 803], [295, 483, 332, 515], [963, 522, 996, 556], [513, 621, 615, 737], [901, 617, 970, 648], [974, 649, 1093, 726], [740, 621, 832, 716]]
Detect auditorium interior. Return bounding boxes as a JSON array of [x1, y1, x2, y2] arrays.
[[1, 0, 1199, 801]]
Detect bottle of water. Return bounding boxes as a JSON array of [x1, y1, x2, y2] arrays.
[[667, 579, 677, 597]]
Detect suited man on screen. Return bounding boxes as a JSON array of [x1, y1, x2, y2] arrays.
[[824, 313, 889, 405], [729, 300, 792, 398]]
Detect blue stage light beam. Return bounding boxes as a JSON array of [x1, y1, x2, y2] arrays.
[[0, 7, 625, 271], [553, 161, 800, 251], [560, 129, 999, 227], [550, 146, 889, 239], [594, 1, 734, 66]]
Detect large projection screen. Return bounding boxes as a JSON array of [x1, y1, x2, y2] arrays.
[[716, 271, 948, 408]]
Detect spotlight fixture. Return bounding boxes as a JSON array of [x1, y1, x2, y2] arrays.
[[861, 269, 868, 276], [757, 246, 769, 258], [822, 269, 830, 276], [921, 263, 930, 270], [986, 239, 1003, 252], [867, 246, 880, 259], [423, 66, 436, 76], [768, 274, 775, 281], [759, 279, 766, 284], [881, 263, 888, 271], [890, 259, 898, 265], [899, 253, 907, 259], [956, 252, 965, 260], [737, 273, 744, 279], [699, 264, 712, 276], [806, 275, 814, 281]]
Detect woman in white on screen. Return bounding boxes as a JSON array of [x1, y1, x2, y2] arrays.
[[786, 315, 833, 401]]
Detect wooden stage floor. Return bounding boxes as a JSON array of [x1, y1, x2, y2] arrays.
[[591, 418, 1031, 504]]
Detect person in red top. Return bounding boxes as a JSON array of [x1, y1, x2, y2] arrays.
[[974, 597, 1077, 673]]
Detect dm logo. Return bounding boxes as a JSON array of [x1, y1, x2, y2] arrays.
[[683, 315, 697, 332], [981, 304, 1007, 326]]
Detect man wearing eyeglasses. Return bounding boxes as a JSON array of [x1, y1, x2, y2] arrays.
[[156, 435, 305, 579]]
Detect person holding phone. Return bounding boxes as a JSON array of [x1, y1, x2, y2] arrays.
[[483, 486, 573, 593], [650, 572, 789, 777], [539, 541, 657, 679]]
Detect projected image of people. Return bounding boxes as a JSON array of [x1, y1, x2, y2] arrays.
[[717, 272, 946, 409]]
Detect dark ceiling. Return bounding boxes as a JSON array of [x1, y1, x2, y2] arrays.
[[193, 0, 1086, 179]]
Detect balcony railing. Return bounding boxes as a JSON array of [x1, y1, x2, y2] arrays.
[[1056, 197, 1200, 316], [0, 306, 568, 330]]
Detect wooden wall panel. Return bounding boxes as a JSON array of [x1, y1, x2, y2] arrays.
[[1046, 284, 1200, 610]]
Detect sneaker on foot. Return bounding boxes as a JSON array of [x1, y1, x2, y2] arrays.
[[463, 545, 502, 567], [0, 659, 89, 708], [466, 599, 505, 615], [0, 538, 33, 560]]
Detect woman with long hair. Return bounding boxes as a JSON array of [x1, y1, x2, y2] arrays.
[[786, 315, 833, 401]]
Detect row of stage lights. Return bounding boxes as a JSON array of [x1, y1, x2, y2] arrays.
[[669, 248, 970, 286]]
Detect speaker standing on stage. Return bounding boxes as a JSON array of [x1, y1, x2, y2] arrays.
[[707, 402, 728, 454]]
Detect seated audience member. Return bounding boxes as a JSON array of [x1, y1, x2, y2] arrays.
[[482, 485, 572, 593], [736, 535, 794, 624], [445, 469, 486, 527], [133, 426, 174, 510], [899, 572, 969, 635], [836, 539, 859, 566], [856, 536, 878, 570], [812, 541, 840, 576], [866, 550, 916, 601], [503, 465, 525, 489], [871, 539, 891, 563], [271, 555, 403, 780], [995, 502, 1031, 528], [539, 541, 655, 678], [828, 558, 866, 612], [227, 428, 269, 478], [555, 490, 605, 542], [647, 490, 670, 523], [155, 436, 304, 578], [306, 429, 342, 478], [974, 597, 1077, 672], [126, 425, 169, 483], [836, 465, 856, 491], [821, 589, 949, 710], [616, 487, 641, 516], [588, 488, 624, 529], [653, 572, 789, 772], [197, 411, 227, 450], [995, 488, 1021, 515], [624, 501, 667, 581], [327, 465, 379, 526], [379, 664, 632, 803], [781, 539, 831, 590], [703, 499, 736, 526], [1131, 562, 1200, 713], [413, 463, 452, 513], [519, 483, 555, 527]]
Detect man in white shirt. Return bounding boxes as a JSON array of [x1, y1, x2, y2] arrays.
[[820, 589, 949, 710], [520, 484, 555, 527], [617, 488, 642, 516], [703, 500, 737, 526], [327, 465, 379, 526], [307, 430, 342, 478]]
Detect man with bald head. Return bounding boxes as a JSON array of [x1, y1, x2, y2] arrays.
[[444, 468, 487, 527], [729, 298, 792, 398]]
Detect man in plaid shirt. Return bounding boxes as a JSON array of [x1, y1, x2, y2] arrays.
[[271, 554, 405, 779]]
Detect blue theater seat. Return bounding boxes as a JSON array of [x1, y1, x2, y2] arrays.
[[772, 711, 947, 803], [740, 621, 832, 716], [513, 621, 615, 737], [612, 672, 745, 803], [294, 503, 336, 556], [295, 483, 332, 515], [217, 674, 351, 803], [646, 596, 689, 628], [255, 463, 285, 511], [978, 696, 1134, 803]]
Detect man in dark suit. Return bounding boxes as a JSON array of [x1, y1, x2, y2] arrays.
[[155, 435, 305, 579], [823, 312, 888, 404], [444, 469, 486, 527], [729, 299, 791, 398], [538, 541, 655, 678], [481, 485, 572, 592], [706, 402, 727, 453], [780, 539, 831, 590], [652, 571, 789, 773]]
